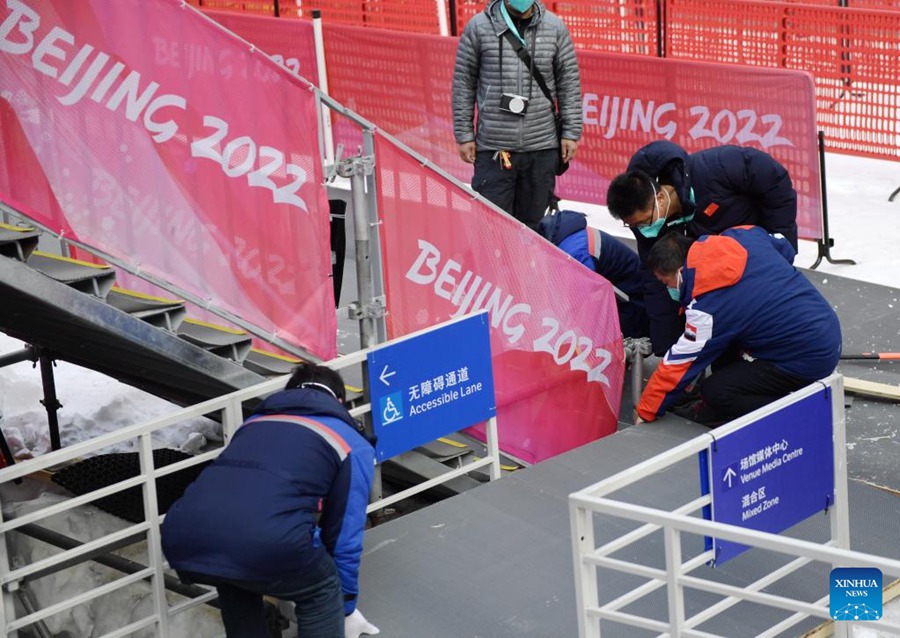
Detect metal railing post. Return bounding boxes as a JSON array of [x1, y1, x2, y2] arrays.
[[664, 527, 685, 637], [338, 152, 384, 500], [435, 0, 450, 36], [569, 501, 599, 638], [831, 377, 852, 638], [339, 154, 380, 352], [139, 433, 171, 637], [312, 10, 335, 166], [486, 416, 501, 480], [37, 349, 62, 451], [0, 502, 16, 638]]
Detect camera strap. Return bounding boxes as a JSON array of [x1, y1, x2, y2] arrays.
[[501, 29, 555, 112]]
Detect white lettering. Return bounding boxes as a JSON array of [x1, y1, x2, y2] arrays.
[[406, 240, 441, 285], [582, 92, 678, 140], [433, 259, 461, 301], [57, 50, 109, 106], [58, 42, 93, 86], [403, 241, 611, 386], [90, 60, 125, 104], [501, 302, 530, 344], [105, 72, 158, 121], [31, 25, 71, 77], [0, 0, 39, 55], [143, 93, 186, 143]]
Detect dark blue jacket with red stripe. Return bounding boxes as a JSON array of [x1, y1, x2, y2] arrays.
[[537, 210, 648, 337], [626, 140, 799, 355], [161, 389, 375, 615], [636, 226, 841, 422]]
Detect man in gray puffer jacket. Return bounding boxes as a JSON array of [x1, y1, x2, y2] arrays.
[[452, 0, 582, 229]]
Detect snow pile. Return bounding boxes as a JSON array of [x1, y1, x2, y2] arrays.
[[2, 484, 223, 637]]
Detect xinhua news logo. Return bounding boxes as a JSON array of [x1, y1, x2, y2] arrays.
[[830, 567, 882, 621]]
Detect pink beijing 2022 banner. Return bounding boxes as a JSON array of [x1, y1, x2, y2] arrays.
[[0, 0, 335, 359], [375, 133, 625, 464]]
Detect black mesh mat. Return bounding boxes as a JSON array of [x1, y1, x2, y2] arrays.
[[52, 448, 209, 523]]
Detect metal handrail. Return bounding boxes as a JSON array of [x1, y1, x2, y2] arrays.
[[569, 374, 900, 638]]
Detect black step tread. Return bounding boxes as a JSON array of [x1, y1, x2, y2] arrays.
[[243, 347, 303, 376], [0, 222, 40, 261], [178, 318, 252, 362], [27, 251, 116, 298], [106, 287, 187, 330]]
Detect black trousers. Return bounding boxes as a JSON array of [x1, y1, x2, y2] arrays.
[[701, 358, 815, 423], [472, 148, 558, 229]]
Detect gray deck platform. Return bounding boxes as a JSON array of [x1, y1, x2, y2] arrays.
[[356, 268, 900, 637], [358, 419, 899, 637]]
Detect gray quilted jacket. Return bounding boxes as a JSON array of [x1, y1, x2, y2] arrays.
[[452, 0, 582, 152]]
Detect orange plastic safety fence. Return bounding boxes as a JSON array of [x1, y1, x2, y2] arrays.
[[196, 0, 898, 161], [456, 0, 659, 54], [554, 0, 659, 54], [666, 0, 900, 160], [190, 0, 277, 16], [295, 0, 447, 32], [784, 0, 900, 6]]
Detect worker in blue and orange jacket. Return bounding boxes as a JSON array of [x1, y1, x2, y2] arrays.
[[635, 226, 841, 426], [162, 363, 380, 638]]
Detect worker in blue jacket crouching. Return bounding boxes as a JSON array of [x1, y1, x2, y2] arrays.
[[162, 363, 379, 638], [635, 226, 841, 426]]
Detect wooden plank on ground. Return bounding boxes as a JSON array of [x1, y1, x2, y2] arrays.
[[843, 377, 900, 401]]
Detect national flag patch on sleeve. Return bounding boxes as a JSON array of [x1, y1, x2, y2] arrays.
[[684, 322, 698, 341]]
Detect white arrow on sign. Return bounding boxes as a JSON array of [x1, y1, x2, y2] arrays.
[[723, 467, 736, 488], [379, 364, 396, 387]]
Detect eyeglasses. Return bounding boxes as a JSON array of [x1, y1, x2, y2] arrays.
[[622, 212, 655, 230], [622, 181, 659, 229]]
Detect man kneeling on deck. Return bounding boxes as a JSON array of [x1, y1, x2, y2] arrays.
[[635, 226, 841, 426]]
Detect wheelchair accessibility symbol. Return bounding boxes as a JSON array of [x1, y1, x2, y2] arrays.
[[380, 392, 404, 425]]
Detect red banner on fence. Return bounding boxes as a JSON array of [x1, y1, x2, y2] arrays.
[[0, 0, 335, 358], [574, 52, 822, 239], [375, 132, 625, 464], [207, 9, 318, 84], [203, 15, 822, 240]]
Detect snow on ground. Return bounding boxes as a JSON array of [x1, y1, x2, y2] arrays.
[[0, 150, 898, 636], [0, 353, 221, 462]]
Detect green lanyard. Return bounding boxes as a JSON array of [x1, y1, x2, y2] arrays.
[[500, 2, 526, 46]]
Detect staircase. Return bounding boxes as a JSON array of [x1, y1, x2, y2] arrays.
[[0, 221, 302, 407], [0, 219, 522, 496]]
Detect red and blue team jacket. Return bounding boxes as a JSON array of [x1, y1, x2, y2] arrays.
[[637, 226, 841, 422], [162, 389, 375, 615]]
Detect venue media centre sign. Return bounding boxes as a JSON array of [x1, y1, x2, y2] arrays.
[[367, 313, 496, 462], [700, 385, 835, 564]]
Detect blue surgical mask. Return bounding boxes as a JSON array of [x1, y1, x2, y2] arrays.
[[639, 217, 666, 239], [508, 0, 535, 13], [636, 182, 670, 238], [667, 270, 683, 302], [667, 285, 681, 302]]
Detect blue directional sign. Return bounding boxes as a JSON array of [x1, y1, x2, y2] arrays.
[[367, 312, 496, 462], [699, 385, 834, 565]]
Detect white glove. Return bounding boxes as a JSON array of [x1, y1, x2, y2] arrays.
[[345, 608, 380, 637]]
